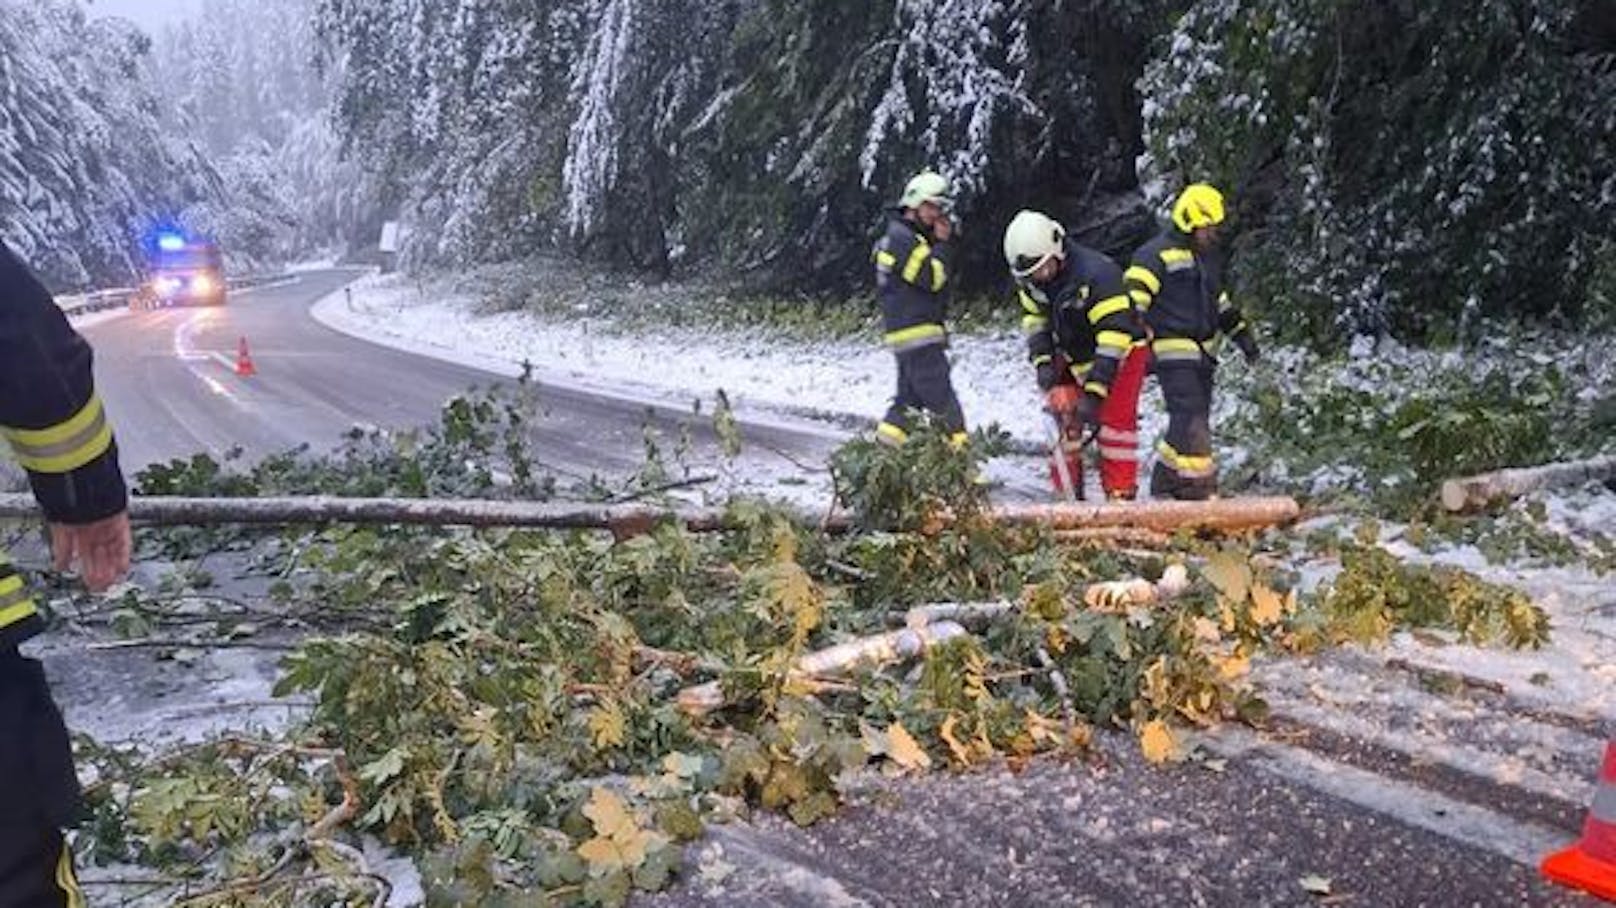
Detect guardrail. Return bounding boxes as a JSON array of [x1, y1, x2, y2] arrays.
[[57, 272, 292, 317], [55, 288, 137, 316]]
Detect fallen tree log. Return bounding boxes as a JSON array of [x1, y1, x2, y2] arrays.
[[676, 621, 968, 717], [0, 493, 1300, 536], [1439, 455, 1616, 513], [0, 492, 728, 538], [986, 498, 1299, 534], [1052, 527, 1174, 548]]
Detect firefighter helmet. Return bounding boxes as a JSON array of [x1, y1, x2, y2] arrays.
[[1172, 183, 1226, 233], [899, 171, 953, 211], [1003, 210, 1066, 280]]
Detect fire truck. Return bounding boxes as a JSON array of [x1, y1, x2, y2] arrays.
[[141, 233, 226, 307]]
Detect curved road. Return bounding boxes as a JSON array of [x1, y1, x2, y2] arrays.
[[83, 269, 843, 482]]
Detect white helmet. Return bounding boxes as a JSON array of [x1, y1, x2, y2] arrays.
[[899, 170, 953, 210], [1003, 210, 1066, 279]]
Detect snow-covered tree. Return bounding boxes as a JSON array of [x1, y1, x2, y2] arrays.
[[1140, 0, 1616, 340], [0, 0, 224, 288]]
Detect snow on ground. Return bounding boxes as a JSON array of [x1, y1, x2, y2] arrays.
[[286, 254, 344, 272], [312, 272, 1171, 453]]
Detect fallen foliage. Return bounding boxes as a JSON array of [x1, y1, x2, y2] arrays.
[[62, 421, 1552, 906]]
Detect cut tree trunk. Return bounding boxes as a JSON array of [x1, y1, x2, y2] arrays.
[[986, 498, 1299, 534], [0, 493, 1300, 536], [1439, 455, 1616, 513]]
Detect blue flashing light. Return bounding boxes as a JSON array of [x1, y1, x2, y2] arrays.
[[157, 233, 186, 252]]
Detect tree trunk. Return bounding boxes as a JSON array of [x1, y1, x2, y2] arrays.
[[0, 493, 1300, 536], [1439, 455, 1616, 513], [984, 497, 1299, 534], [0, 493, 729, 537]]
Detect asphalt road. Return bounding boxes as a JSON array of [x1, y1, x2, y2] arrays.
[[82, 269, 843, 484]]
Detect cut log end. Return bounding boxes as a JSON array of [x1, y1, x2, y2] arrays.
[[1439, 455, 1616, 513]]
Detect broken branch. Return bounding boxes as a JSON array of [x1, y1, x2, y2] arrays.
[[677, 621, 969, 716]]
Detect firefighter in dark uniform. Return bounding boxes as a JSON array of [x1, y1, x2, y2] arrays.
[[1125, 183, 1259, 500], [2, 241, 132, 907], [1002, 210, 1146, 500], [872, 170, 966, 447]]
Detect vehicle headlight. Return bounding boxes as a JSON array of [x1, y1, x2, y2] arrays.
[[191, 274, 216, 294]]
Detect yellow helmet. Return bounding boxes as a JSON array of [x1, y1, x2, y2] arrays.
[[899, 170, 953, 210], [1003, 210, 1066, 279], [1172, 183, 1226, 233]]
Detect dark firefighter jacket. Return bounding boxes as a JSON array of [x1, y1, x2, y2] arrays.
[[1, 243, 128, 652], [872, 213, 952, 352], [1015, 238, 1138, 398], [1125, 228, 1256, 364]]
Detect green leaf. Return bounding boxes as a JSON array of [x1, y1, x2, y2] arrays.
[[360, 747, 407, 785]]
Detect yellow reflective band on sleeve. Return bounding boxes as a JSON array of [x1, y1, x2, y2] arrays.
[[930, 258, 946, 293], [0, 574, 39, 631], [875, 250, 897, 268], [1095, 330, 1133, 353], [1152, 338, 1202, 355], [3, 394, 114, 474], [1232, 320, 1249, 335], [1022, 314, 1050, 335], [1032, 353, 1053, 366], [1088, 294, 1132, 324], [1084, 381, 1109, 398], [1069, 360, 1093, 378], [1125, 265, 1161, 295], [1018, 290, 1043, 316], [901, 242, 930, 284], [883, 322, 947, 350], [1160, 248, 1195, 265], [1129, 289, 1153, 308]]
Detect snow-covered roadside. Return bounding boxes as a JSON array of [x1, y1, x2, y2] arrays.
[[312, 272, 1171, 451]]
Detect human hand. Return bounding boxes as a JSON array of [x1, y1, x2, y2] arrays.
[[49, 511, 132, 593]]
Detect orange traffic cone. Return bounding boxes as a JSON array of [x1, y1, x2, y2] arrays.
[[1542, 738, 1616, 901], [235, 336, 256, 377]]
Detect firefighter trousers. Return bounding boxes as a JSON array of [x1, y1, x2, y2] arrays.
[[1048, 347, 1148, 500], [0, 654, 85, 908], [1150, 358, 1218, 500], [1095, 346, 1149, 499], [878, 343, 965, 445]]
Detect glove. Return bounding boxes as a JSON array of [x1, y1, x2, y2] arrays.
[[1076, 391, 1101, 428], [1045, 385, 1082, 420], [1035, 360, 1059, 392]]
